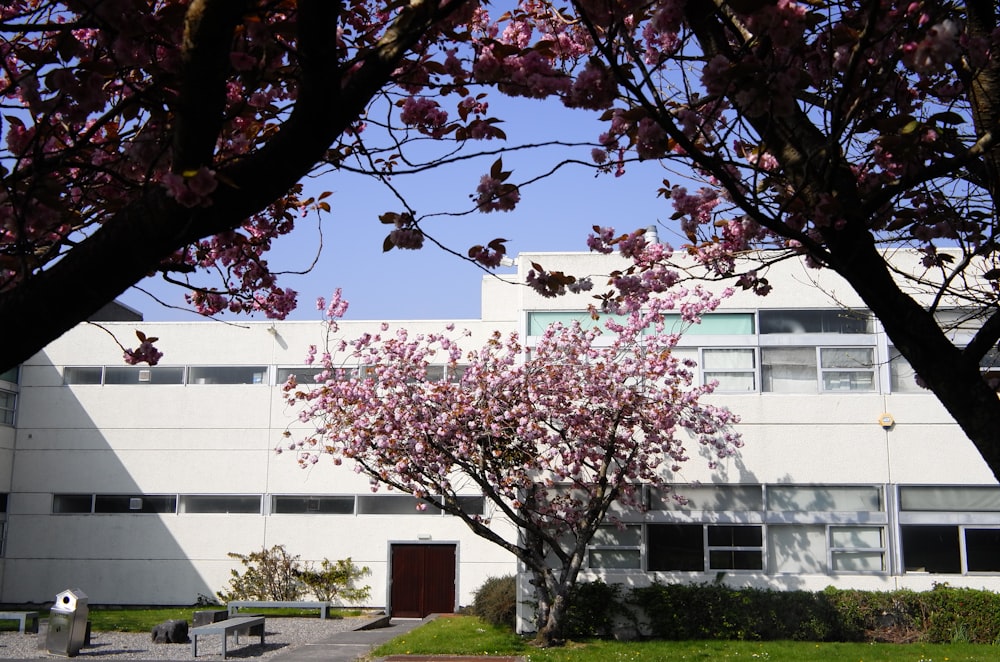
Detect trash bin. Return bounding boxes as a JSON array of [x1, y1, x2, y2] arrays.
[[46, 588, 89, 657]]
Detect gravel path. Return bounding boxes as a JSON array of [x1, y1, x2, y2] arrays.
[[0, 616, 371, 660]]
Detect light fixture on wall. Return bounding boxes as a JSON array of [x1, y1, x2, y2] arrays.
[[417, 533, 432, 540], [878, 413, 895, 430]]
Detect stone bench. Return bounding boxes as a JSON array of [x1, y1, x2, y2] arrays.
[[190, 616, 265, 659], [0, 611, 39, 634], [227, 600, 330, 619]]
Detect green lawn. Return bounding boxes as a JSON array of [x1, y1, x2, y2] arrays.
[[370, 615, 999, 661]]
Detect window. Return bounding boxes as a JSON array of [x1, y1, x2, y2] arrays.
[[651, 485, 763, 511], [761, 347, 817, 393], [52, 494, 94, 513], [702, 348, 756, 392], [271, 496, 355, 514], [889, 348, 924, 393], [447, 365, 469, 382], [0, 390, 14, 426], [275, 367, 332, 384], [64, 367, 103, 384], [820, 348, 876, 392], [453, 495, 485, 515], [188, 367, 267, 385], [104, 366, 184, 385], [356, 495, 441, 515], [0, 366, 17, 384], [0, 494, 7, 512], [648, 524, 704, 571], [759, 309, 872, 334], [830, 526, 885, 572], [94, 495, 177, 513], [965, 529, 1000, 572], [587, 526, 642, 569], [902, 525, 960, 573], [767, 486, 882, 512], [899, 486, 1000, 511], [179, 495, 262, 514], [707, 525, 763, 570], [647, 524, 763, 571]]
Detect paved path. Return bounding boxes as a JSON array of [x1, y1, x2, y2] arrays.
[[269, 617, 426, 662]]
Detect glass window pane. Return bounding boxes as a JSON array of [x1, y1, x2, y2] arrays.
[[820, 347, 874, 369], [64, 367, 103, 384], [94, 495, 176, 513], [832, 551, 885, 572], [708, 525, 763, 547], [760, 310, 872, 334], [767, 486, 882, 512], [706, 372, 756, 391], [453, 496, 484, 515], [889, 348, 924, 393], [0, 367, 18, 383], [588, 549, 641, 569], [831, 527, 883, 549], [275, 367, 328, 384], [761, 348, 817, 393], [590, 526, 643, 546], [587, 549, 642, 570], [767, 525, 826, 573], [527, 311, 627, 336], [0, 391, 14, 426], [709, 550, 762, 570], [179, 495, 261, 514], [822, 371, 875, 392], [104, 367, 184, 384], [679, 313, 755, 335], [652, 485, 764, 511], [901, 525, 960, 573], [703, 349, 755, 370], [356, 495, 441, 515], [966, 529, 1000, 572], [647, 524, 704, 571], [271, 496, 355, 514], [53, 494, 93, 513], [899, 486, 1000, 511], [188, 367, 267, 385]]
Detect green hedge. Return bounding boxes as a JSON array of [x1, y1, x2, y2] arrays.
[[565, 582, 1000, 644]]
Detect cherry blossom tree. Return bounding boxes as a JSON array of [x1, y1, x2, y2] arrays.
[[470, 1, 1000, 479], [0, 0, 504, 371], [6, 0, 1000, 483], [283, 289, 740, 646]]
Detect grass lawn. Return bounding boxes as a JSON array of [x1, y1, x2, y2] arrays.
[[370, 615, 1000, 662], [0, 606, 365, 633]]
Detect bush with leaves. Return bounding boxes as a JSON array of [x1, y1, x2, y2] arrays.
[[471, 575, 517, 630], [299, 558, 372, 605], [217, 545, 305, 603]]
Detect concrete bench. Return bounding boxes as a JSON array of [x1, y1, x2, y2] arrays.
[[190, 616, 265, 659], [227, 600, 330, 619], [0, 611, 39, 634]]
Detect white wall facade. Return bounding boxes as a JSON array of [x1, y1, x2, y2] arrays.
[[3, 250, 1000, 613]]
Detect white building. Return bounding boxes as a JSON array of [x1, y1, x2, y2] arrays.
[[1, 249, 999, 615]]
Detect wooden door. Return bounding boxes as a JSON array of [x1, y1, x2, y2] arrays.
[[390, 543, 457, 617]]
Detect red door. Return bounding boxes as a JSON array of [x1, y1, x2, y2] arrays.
[[390, 544, 457, 617]]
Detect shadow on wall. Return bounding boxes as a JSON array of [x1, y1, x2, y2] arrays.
[[4, 355, 234, 605]]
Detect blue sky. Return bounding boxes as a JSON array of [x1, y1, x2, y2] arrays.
[[119, 95, 683, 322]]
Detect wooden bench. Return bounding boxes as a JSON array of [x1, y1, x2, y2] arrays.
[[0, 611, 39, 634], [190, 616, 265, 659], [227, 600, 330, 619]]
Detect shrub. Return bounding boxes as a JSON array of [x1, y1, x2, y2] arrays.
[[217, 545, 371, 605], [471, 575, 517, 630], [626, 582, 1000, 644], [565, 580, 626, 639], [299, 557, 372, 604], [217, 545, 305, 602]]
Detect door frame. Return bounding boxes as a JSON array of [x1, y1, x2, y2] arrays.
[[386, 540, 460, 617]]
